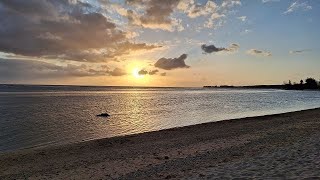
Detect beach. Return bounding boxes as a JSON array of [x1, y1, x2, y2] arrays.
[[1, 108, 320, 179]]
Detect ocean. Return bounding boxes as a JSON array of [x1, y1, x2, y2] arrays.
[[1, 84, 320, 152]]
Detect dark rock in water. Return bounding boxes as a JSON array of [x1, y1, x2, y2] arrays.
[[97, 113, 110, 117]]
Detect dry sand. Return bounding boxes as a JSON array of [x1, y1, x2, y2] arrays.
[[1, 108, 320, 179]]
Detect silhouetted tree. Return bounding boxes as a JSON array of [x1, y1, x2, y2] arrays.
[[283, 77, 319, 90], [284, 80, 292, 90], [305, 78, 318, 89], [300, 80, 303, 85]]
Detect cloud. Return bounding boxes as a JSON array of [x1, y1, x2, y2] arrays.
[[262, 0, 280, 3], [148, 69, 159, 75], [227, 43, 240, 52], [108, 68, 127, 76], [283, 1, 312, 14], [138, 69, 148, 75], [201, 43, 240, 54], [289, 49, 311, 54], [204, 13, 225, 28], [221, 0, 241, 8], [206, 0, 241, 28], [241, 29, 252, 35], [177, 0, 238, 29], [160, 72, 167, 76], [201, 45, 225, 53], [124, 0, 184, 32], [177, 0, 218, 18], [138, 69, 159, 75], [237, 16, 247, 22], [154, 54, 190, 70], [0, 58, 126, 82], [246, 49, 272, 57], [0, 0, 160, 62], [109, 0, 241, 31], [119, 0, 240, 31]]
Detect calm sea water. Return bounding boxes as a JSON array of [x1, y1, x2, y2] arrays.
[[1, 84, 320, 152]]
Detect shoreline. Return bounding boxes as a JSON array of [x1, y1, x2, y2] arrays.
[[1, 107, 319, 154], [1, 108, 320, 179]]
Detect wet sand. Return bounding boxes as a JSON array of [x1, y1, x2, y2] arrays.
[[1, 108, 320, 179]]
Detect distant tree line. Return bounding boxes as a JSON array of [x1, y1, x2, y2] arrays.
[[204, 77, 320, 90], [284, 78, 320, 90]]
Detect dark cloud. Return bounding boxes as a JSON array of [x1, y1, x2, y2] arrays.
[[0, 58, 126, 82], [148, 69, 159, 75], [154, 54, 190, 70], [138, 69, 148, 75], [125, 0, 183, 31], [0, 0, 159, 62], [138, 69, 159, 75], [201, 43, 239, 54], [139, 0, 178, 24], [246, 49, 272, 57], [201, 44, 226, 53]]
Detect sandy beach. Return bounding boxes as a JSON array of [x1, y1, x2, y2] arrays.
[[1, 108, 320, 179]]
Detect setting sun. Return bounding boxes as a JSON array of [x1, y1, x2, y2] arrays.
[[127, 65, 151, 85], [132, 68, 143, 79]]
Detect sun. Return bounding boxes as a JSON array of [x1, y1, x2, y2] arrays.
[[132, 68, 143, 79], [127, 62, 150, 84]]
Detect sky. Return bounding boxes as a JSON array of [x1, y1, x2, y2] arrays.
[[0, 0, 319, 87]]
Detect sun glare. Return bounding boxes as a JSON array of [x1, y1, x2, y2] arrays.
[[127, 62, 150, 84], [132, 68, 143, 79]]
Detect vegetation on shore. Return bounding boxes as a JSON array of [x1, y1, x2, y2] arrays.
[[204, 78, 320, 90], [283, 78, 319, 90]]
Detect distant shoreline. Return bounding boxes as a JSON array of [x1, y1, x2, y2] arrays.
[[203, 85, 320, 91], [203, 85, 285, 89], [204, 77, 320, 90], [1, 108, 320, 179]]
